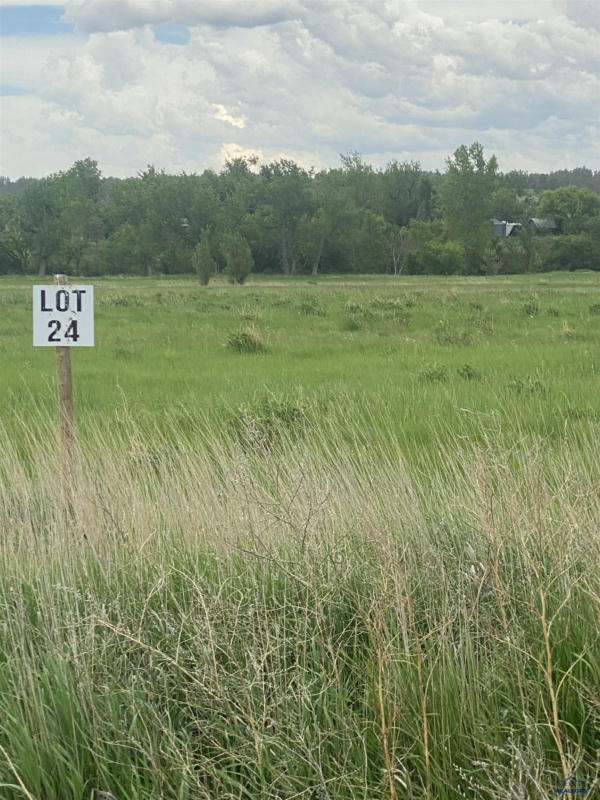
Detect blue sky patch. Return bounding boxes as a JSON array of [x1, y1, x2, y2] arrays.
[[0, 5, 74, 36], [0, 85, 34, 96], [153, 25, 191, 45]]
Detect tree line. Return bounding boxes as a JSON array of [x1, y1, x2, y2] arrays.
[[1, 143, 600, 279]]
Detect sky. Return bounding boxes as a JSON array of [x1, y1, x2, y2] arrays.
[[0, 0, 599, 179]]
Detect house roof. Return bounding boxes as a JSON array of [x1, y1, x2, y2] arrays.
[[491, 219, 522, 236], [529, 217, 557, 229]]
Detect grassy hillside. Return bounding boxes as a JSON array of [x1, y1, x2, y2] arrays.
[[1, 273, 599, 799]]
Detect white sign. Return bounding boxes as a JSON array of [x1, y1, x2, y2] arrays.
[[33, 285, 94, 347]]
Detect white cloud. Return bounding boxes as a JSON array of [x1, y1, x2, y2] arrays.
[[213, 104, 246, 128], [2, 0, 599, 178], [559, 0, 600, 30], [63, 0, 303, 33]]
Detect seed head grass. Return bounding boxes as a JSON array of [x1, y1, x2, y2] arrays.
[[0, 400, 599, 799]]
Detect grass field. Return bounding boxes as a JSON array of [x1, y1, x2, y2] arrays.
[[1, 273, 599, 799]]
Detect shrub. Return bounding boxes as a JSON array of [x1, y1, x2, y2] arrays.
[[522, 297, 539, 316], [222, 231, 253, 285], [420, 240, 466, 275], [226, 326, 265, 353], [543, 233, 599, 272], [589, 303, 600, 314], [192, 230, 214, 285], [435, 319, 473, 346], [298, 294, 325, 315], [343, 317, 361, 332], [418, 364, 449, 383], [227, 394, 308, 451], [457, 363, 481, 380]]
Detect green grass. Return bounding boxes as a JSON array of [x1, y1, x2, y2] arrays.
[[1, 273, 599, 798], [3, 272, 600, 452]]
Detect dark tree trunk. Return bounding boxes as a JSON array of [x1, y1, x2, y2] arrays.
[[38, 257, 47, 277]]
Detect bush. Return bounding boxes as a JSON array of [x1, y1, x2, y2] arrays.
[[192, 230, 214, 285], [298, 293, 325, 315], [418, 240, 466, 275], [496, 235, 542, 274], [226, 326, 265, 353], [222, 231, 253, 284], [418, 364, 449, 382], [543, 234, 599, 272], [522, 297, 539, 316], [343, 317, 361, 331], [227, 394, 308, 451], [435, 319, 472, 346], [457, 363, 481, 380]]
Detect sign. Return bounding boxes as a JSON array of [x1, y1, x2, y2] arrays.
[[33, 285, 94, 347]]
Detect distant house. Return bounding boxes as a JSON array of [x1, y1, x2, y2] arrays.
[[528, 217, 558, 233], [492, 217, 559, 237], [491, 219, 522, 237]]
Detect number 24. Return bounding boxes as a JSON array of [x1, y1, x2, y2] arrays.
[[48, 319, 79, 343]]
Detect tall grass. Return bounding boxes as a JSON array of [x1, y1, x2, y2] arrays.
[[1, 402, 598, 799]]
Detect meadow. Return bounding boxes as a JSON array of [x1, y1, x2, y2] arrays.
[[0, 273, 599, 799]]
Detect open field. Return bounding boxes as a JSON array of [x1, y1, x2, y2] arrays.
[[1, 273, 600, 799], [3, 271, 600, 448]]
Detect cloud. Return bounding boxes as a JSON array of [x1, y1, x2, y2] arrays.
[[63, 0, 302, 33], [562, 0, 600, 30], [2, 0, 599, 178], [213, 104, 246, 129]]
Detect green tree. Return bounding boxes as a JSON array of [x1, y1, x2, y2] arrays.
[[440, 142, 498, 274], [537, 186, 600, 234], [97, 223, 141, 275], [304, 169, 358, 275], [258, 160, 315, 275], [340, 152, 382, 213], [222, 231, 253, 284], [401, 219, 443, 274], [192, 229, 214, 285], [20, 176, 65, 275], [418, 240, 465, 275], [491, 187, 527, 222], [59, 158, 104, 274], [543, 234, 599, 271], [350, 210, 389, 273], [382, 160, 433, 227], [0, 196, 27, 273]]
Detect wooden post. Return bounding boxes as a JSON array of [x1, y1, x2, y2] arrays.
[[55, 274, 75, 513]]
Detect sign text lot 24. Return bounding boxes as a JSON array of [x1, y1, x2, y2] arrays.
[[33, 285, 94, 347]]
